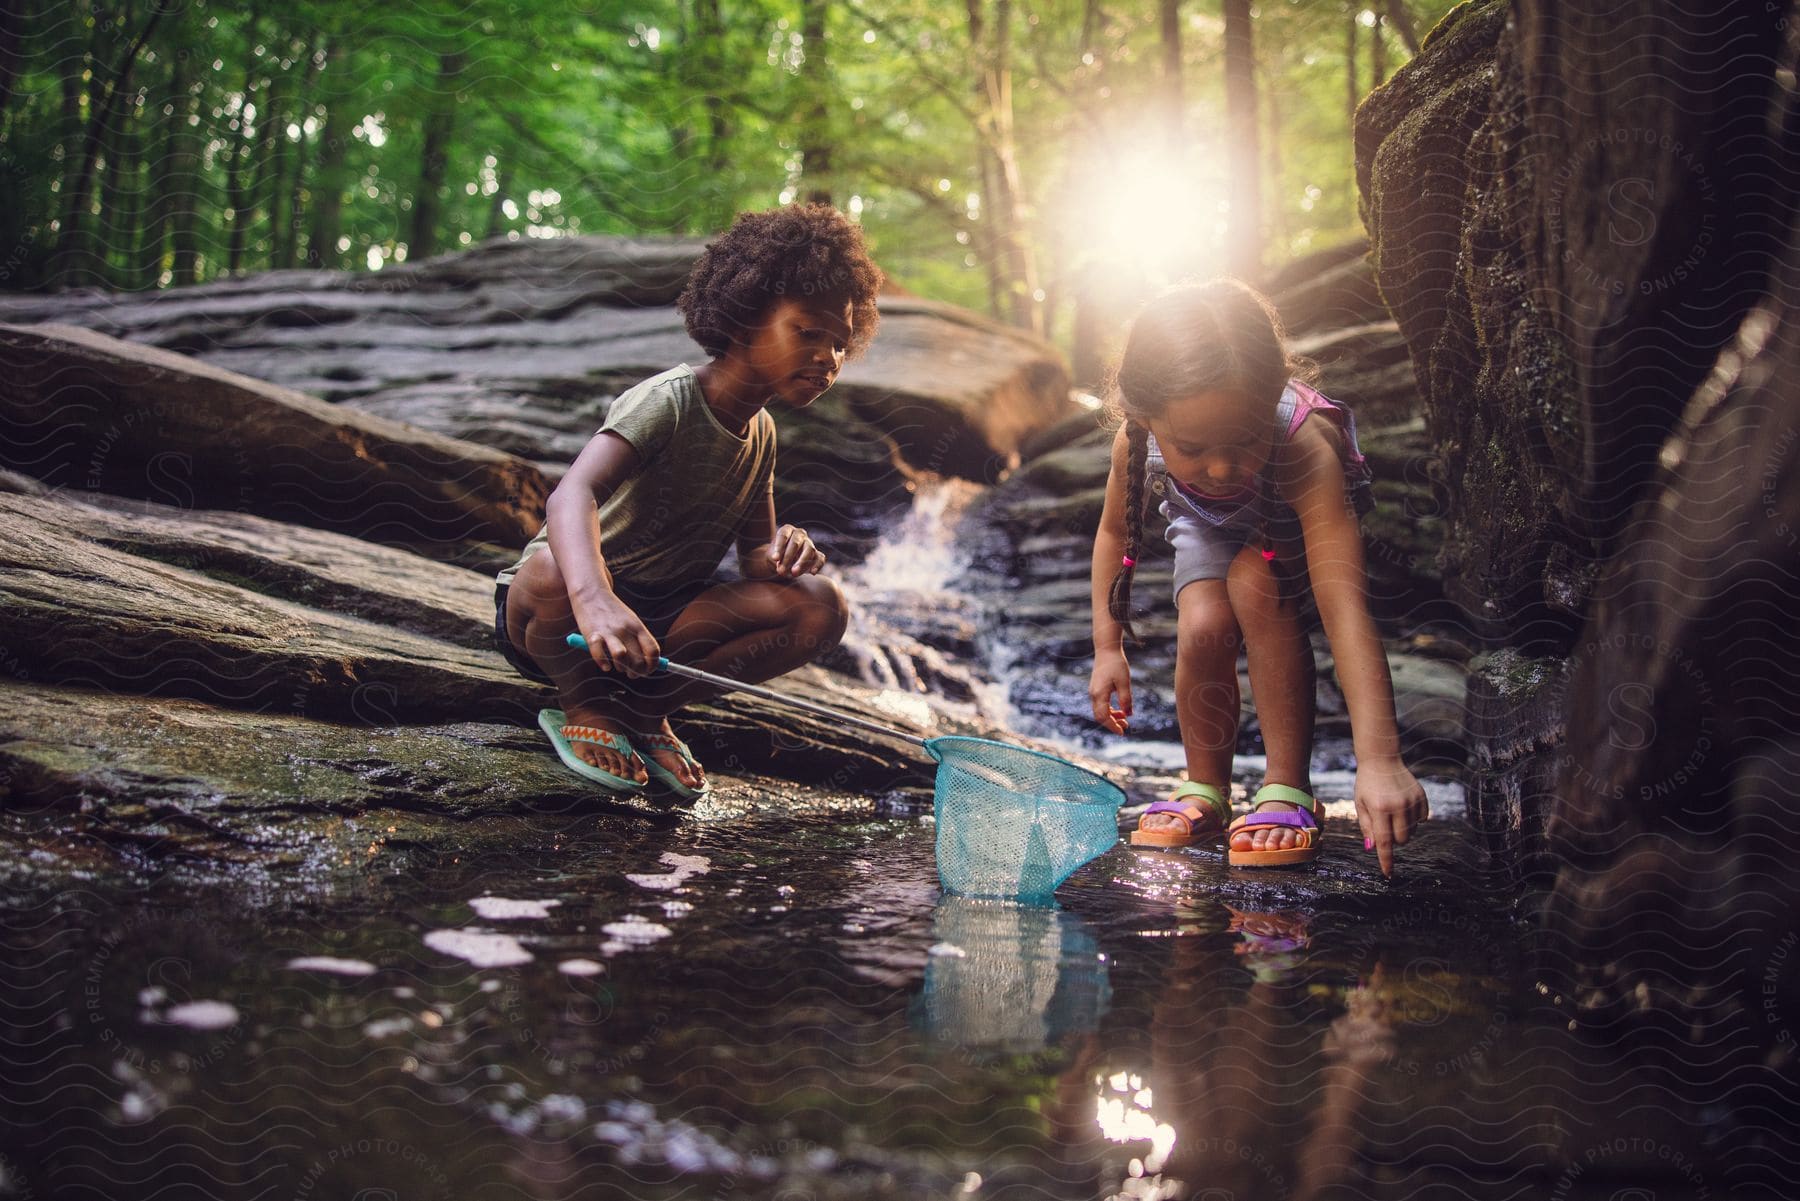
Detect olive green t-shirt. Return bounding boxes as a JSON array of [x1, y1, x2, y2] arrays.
[[495, 365, 775, 590]]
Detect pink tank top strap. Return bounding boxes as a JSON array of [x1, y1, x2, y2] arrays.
[[1283, 379, 1336, 440]]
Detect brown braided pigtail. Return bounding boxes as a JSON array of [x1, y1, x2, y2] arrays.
[[1108, 419, 1154, 647]]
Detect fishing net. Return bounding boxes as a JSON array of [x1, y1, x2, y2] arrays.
[[927, 736, 1124, 903]]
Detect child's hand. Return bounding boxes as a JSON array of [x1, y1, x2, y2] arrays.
[[1088, 651, 1133, 734], [762, 525, 827, 578], [1353, 759, 1430, 877], [573, 597, 661, 678]]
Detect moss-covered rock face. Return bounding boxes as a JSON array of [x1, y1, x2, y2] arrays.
[[1360, 0, 1800, 1045], [1358, 0, 1789, 647], [1357, 0, 1581, 645]]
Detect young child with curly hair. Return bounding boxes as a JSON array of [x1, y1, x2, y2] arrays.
[[494, 203, 883, 798]]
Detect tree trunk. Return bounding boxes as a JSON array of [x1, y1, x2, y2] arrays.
[[409, 49, 465, 259], [973, 149, 1006, 319], [0, 0, 29, 120], [274, 36, 322, 268], [305, 44, 349, 269], [1263, 59, 1282, 250], [1370, 10, 1387, 87], [1072, 260, 1105, 388], [252, 58, 286, 269], [265, 78, 291, 268], [798, 0, 832, 205], [53, 0, 164, 286], [696, 0, 731, 225], [137, 54, 181, 287], [1221, 0, 1260, 278], [1345, 9, 1358, 127], [1384, 0, 1420, 55], [1158, 0, 1182, 144], [52, 0, 94, 281], [485, 160, 512, 239], [966, 0, 1003, 320], [168, 51, 201, 285], [226, 12, 261, 275], [97, 80, 141, 286], [669, 0, 694, 204], [969, 0, 1041, 334]]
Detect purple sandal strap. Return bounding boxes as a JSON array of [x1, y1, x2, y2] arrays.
[[1235, 809, 1318, 829], [1144, 799, 1209, 816]]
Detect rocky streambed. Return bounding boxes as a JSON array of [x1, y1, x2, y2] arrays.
[[1, 210, 1794, 1197]]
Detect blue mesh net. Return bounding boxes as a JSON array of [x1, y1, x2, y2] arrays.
[[928, 736, 1124, 904]]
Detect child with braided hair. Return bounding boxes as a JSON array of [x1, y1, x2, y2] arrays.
[[1087, 279, 1427, 874]]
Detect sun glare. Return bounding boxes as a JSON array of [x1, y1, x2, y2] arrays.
[[1069, 138, 1231, 285]]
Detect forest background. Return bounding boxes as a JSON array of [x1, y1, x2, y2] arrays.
[[1, 0, 1460, 382]]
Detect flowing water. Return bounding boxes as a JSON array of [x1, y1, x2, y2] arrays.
[[0, 489, 1752, 1200]]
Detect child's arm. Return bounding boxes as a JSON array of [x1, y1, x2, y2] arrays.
[[1088, 428, 1136, 734], [736, 492, 827, 580], [1279, 426, 1429, 876], [545, 431, 662, 676]]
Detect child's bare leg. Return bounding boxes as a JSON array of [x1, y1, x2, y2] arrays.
[[612, 575, 850, 788], [505, 548, 649, 784], [1227, 543, 1316, 853], [1141, 580, 1241, 834]]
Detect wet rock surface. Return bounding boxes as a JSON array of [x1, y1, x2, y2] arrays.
[[0, 322, 549, 567]]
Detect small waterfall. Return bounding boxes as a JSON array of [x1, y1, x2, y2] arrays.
[[851, 481, 973, 595], [833, 480, 1016, 731]]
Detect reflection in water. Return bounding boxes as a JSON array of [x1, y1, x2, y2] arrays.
[[1226, 905, 1312, 984], [1075, 907, 1328, 1201], [1095, 1069, 1178, 1177], [10, 791, 1769, 1198], [911, 896, 1112, 1054]]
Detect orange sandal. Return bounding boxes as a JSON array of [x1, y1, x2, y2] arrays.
[[1226, 783, 1322, 867], [1129, 781, 1231, 848]]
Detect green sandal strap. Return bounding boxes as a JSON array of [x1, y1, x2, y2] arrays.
[[1250, 782, 1320, 815], [1167, 780, 1231, 824]]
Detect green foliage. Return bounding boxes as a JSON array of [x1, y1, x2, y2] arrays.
[[4, 0, 1463, 338]]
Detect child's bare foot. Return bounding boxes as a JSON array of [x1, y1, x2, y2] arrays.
[[629, 718, 708, 796], [1139, 809, 1223, 834], [560, 704, 649, 785], [1228, 801, 1308, 853]]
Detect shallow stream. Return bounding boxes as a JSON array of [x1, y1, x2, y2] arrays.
[[0, 487, 1745, 1201]]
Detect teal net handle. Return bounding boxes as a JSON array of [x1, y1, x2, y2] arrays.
[[564, 632, 929, 748]]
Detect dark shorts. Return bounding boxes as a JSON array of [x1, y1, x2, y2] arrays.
[[493, 577, 715, 686]]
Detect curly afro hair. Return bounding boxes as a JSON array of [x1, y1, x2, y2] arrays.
[[678, 203, 883, 361]]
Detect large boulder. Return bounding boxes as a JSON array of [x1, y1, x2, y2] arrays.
[[1356, 0, 1580, 645], [0, 322, 548, 567], [1358, 0, 1800, 1045], [0, 236, 1078, 563], [1547, 112, 1800, 1043], [1357, 0, 1790, 643]]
